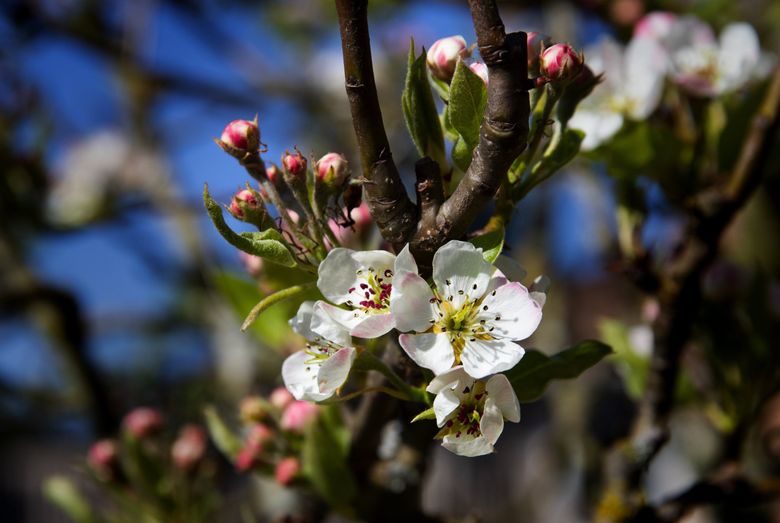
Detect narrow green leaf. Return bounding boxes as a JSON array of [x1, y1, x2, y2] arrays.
[[469, 227, 505, 263], [241, 281, 317, 331], [411, 407, 436, 423], [43, 477, 97, 523], [449, 59, 487, 151], [505, 340, 612, 402], [302, 410, 356, 510], [402, 39, 446, 166], [203, 405, 242, 458], [451, 135, 473, 171], [203, 184, 297, 267], [532, 128, 584, 180]]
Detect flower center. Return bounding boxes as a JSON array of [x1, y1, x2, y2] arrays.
[[437, 382, 489, 439], [344, 267, 393, 314], [430, 287, 500, 364]]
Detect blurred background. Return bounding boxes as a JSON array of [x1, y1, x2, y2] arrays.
[[2, 0, 780, 521]]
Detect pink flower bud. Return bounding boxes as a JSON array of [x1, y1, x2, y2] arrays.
[[240, 396, 267, 423], [274, 457, 300, 486], [633, 11, 678, 41], [266, 164, 282, 186], [122, 407, 163, 440], [171, 424, 207, 471], [315, 152, 349, 187], [280, 400, 320, 434], [247, 423, 274, 447], [468, 61, 489, 85], [228, 188, 266, 226], [282, 150, 307, 178], [427, 35, 470, 82], [540, 43, 583, 83], [527, 32, 551, 71], [269, 387, 294, 410], [88, 439, 120, 480], [220, 118, 260, 152], [235, 445, 260, 472]]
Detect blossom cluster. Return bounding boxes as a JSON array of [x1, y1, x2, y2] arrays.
[[569, 12, 771, 150], [281, 240, 545, 456]]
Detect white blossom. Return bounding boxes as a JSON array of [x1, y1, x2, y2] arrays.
[[281, 301, 356, 402], [391, 241, 542, 379], [568, 36, 667, 151], [314, 247, 415, 338], [427, 366, 520, 457]]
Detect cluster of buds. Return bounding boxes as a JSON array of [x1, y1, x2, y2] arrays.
[[233, 387, 319, 486], [228, 187, 267, 228]]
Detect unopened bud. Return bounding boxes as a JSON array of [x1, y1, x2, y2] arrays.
[[468, 61, 489, 86], [266, 164, 283, 187], [280, 400, 320, 434], [88, 439, 120, 481], [274, 457, 300, 486], [269, 387, 294, 410], [315, 152, 349, 188], [217, 118, 260, 160], [171, 424, 207, 472], [235, 445, 260, 472], [540, 43, 584, 84], [282, 150, 307, 179], [247, 423, 274, 447], [527, 32, 551, 73], [122, 407, 163, 440], [228, 188, 266, 227], [240, 396, 267, 423], [426, 35, 470, 82]]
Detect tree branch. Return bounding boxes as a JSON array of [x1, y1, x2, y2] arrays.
[[413, 0, 529, 264], [602, 67, 780, 519], [335, 0, 418, 250]]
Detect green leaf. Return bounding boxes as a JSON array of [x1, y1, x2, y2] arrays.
[[43, 477, 98, 523], [533, 128, 584, 180], [241, 281, 317, 331], [402, 39, 446, 167], [203, 184, 297, 267], [470, 227, 505, 263], [411, 407, 436, 423], [451, 135, 473, 172], [203, 405, 243, 458], [302, 408, 356, 510], [505, 340, 612, 402], [449, 59, 487, 151]]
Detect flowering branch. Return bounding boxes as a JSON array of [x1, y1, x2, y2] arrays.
[[603, 66, 780, 519], [412, 1, 529, 265]]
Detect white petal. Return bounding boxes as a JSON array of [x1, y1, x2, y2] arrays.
[[399, 332, 455, 375], [669, 15, 715, 49], [426, 365, 472, 394], [289, 301, 318, 340], [477, 282, 542, 340], [432, 388, 461, 427], [624, 37, 667, 119], [394, 244, 418, 274], [486, 374, 521, 423], [317, 347, 356, 396], [310, 301, 354, 346], [479, 397, 506, 445], [433, 240, 492, 309], [442, 434, 494, 457], [350, 312, 395, 338], [390, 271, 436, 332], [718, 22, 760, 91], [568, 110, 624, 151], [317, 248, 395, 304], [461, 337, 525, 379], [281, 351, 330, 402]]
